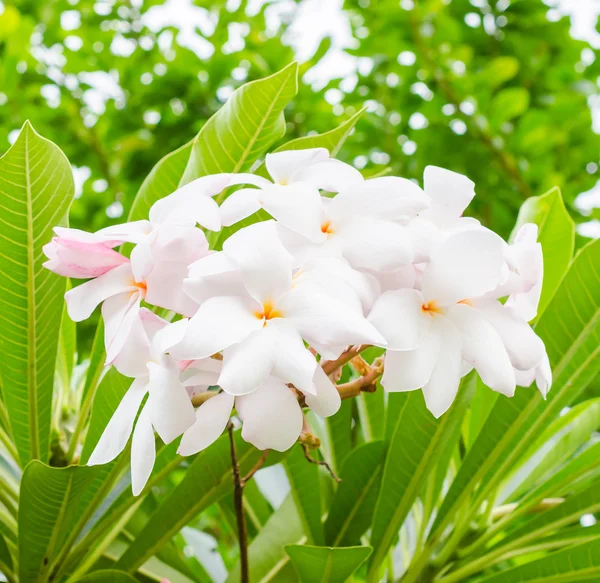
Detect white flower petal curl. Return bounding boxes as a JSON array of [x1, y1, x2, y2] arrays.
[[178, 392, 234, 456], [236, 378, 303, 451]]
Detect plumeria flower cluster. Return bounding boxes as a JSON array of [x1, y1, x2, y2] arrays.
[[45, 148, 551, 494]]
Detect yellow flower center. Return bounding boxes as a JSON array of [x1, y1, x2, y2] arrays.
[[421, 301, 443, 316], [254, 300, 283, 322]]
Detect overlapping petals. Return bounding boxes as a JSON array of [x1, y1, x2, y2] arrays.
[[45, 146, 552, 493]]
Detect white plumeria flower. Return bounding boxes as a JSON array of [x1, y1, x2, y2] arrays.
[[178, 359, 341, 455], [275, 176, 429, 272], [219, 148, 364, 239], [88, 310, 196, 495], [409, 166, 483, 261], [171, 221, 386, 395], [504, 223, 543, 321], [65, 249, 199, 366], [368, 229, 514, 417], [97, 173, 258, 281]]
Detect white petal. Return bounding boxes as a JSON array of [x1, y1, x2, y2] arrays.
[[219, 327, 276, 396], [472, 299, 546, 371], [112, 309, 152, 378], [185, 252, 247, 304], [151, 223, 209, 267], [64, 262, 135, 321], [381, 327, 441, 392], [103, 292, 142, 365], [96, 220, 153, 244], [223, 221, 293, 304], [219, 188, 261, 227], [423, 166, 475, 228], [151, 173, 268, 228], [178, 392, 234, 456], [265, 148, 329, 184], [131, 405, 156, 496], [182, 357, 222, 389], [152, 318, 188, 356], [304, 365, 341, 417], [88, 377, 149, 466], [368, 289, 426, 350], [291, 159, 364, 192], [171, 296, 263, 360], [236, 378, 303, 451], [330, 176, 428, 222], [140, 308, 172, 346], [297, 256, 381, 314], [129, 238, 154, 282], [422, 318, 463, 418], [376, 264, 417, 293], [447, 304, 515, 397], [146, 360, 196, 444], [270, 319, 318, 395], [339, 217, 414, 271], [280, 287, 386, 348], [421, 229, 506, 305], [145, 260, 199, 317], [535, 353, 552, 398], [259, 183, 326, 242]]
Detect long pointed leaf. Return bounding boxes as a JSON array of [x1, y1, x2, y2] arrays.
[[479, 538, 600, 583], [179, 62, 298, 186], [0, 121, 74, 466], [285, 443, 324, 545], [367, 375, 475, 579], [324, 441, 387, 547], [285, 544, 372, 583]]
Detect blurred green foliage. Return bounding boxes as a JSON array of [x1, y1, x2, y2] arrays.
[[0, 0, 598, 241]]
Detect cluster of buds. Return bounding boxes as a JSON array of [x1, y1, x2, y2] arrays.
[[44, 148, 550, 494]]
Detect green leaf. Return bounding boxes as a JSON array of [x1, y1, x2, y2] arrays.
[[367, 376, 475, 579], [80, 367, 131, 463], [478, 538, 600, 582], [430, 239, 600, 543], [55, 288, 76, 396], [285, 443, 324, 545], [74, 571, 138, 583], [521, 441, 600, 507], [116, 430, 280, 573], [127, 139, 193, 222], [80, 320, 106, 408], [285, 545, 372, 583], [489, 480, 600, 556], [272, 106, 366, 156], [18, 461, 107, 583], [356, 387, 386, 442], [479, 56, 520, 89], [179, 61, 299, 186], [489, 87, 530, 124], [465, 378, 498, 448], [0, 121, 74, 466], [0, 532, 13, 576], [508, 398, 600, 501], [226, 494, 304, 583], [512, 186, 575, 317], [326, 400, 354, 472], [324, 441, 387, 547]]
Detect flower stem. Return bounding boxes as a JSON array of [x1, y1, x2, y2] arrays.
[[228, 423, 249, 583]]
